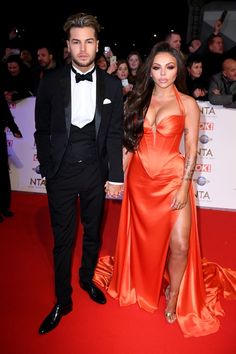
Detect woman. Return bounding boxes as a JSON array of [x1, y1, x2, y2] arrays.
[[186, 55, 208, 101], [95, 42, 236, 337], [115, 59, 133, 101], [127, 50, 143, 86], [2, 54, 34, 103]]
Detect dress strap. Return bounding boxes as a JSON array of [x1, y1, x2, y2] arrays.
[[173, 85, 185, 116]]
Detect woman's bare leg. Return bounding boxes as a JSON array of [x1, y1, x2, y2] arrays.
[[165, 200, 191, 323]]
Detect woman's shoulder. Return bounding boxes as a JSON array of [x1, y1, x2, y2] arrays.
[[179, 92, 199, 107], [178, 92, 200, 116]]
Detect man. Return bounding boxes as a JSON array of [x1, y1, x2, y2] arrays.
[[164, 30, 186, 62], [33, 45, 59, 94], [208, 57, 236, 108], [0, 90, 22, 222], [35, 12, 124, 335], [165, 31, 182, 52], [202, 34, 225, 81]]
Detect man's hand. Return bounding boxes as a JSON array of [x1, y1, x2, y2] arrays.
[[212, 88, 221, 95]]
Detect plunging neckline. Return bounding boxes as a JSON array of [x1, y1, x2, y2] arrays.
[[145, 114, 183, 130], [145, 85, 185, 130]]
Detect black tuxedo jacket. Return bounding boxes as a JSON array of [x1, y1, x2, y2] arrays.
[[34, 65, 124, 183]]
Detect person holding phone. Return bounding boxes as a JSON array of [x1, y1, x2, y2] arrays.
[[115, 59, 133, 101], [96, 52, 117, 75], [104, 47, 118, 74]]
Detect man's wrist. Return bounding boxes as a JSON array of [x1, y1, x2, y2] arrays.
[[107, 181, 123, 185]]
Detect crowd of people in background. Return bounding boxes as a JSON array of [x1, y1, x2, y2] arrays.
[[0, 16, 235, 107]]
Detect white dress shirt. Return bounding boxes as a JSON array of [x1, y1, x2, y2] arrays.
[[71, 66, 96, 128]]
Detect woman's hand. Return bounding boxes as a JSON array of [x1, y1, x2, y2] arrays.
[[171, 188, 188, 210], [107, 62, 117, 74], [122, 84, 133, 96]]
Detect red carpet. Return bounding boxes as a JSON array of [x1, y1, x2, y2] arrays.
[[0, 192, 236, 354]]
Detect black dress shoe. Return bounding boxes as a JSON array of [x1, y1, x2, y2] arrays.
[[38, 302, 72, 335], [1, 210, 14, 217], [80, 281, 107, 304]]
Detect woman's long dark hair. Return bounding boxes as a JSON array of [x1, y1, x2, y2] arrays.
[[123, 41, 187, 152]]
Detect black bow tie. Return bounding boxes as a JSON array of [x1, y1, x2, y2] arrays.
[[71, 65, 95, 83]]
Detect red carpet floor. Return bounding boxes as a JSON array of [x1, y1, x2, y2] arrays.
[[0, 192, 236, 354]]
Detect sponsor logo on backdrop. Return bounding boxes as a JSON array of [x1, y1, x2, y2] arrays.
[[199, 122, 214, 131], [199, 106, 216, 116], [197, 148, 214, 158], [195, 164, 211, 172], [194, 176, 209, 186], [195, 190, 211, 201], [199, 134, 212, 144], [29, 177, 46, 187]]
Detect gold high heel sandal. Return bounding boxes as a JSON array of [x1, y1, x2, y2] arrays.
[[164, 285, 177, 324]]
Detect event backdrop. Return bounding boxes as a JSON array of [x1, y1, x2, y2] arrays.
[[6, 98, 236, 211]]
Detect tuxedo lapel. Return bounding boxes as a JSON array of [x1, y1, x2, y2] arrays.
[[95, 68, 105, 137], [60, 65, 71, 138]]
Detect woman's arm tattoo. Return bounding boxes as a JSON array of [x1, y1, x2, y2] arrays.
[[183, 128, 197, 181]]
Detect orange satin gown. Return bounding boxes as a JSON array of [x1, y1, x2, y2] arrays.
[[94, 87, 236, 337]]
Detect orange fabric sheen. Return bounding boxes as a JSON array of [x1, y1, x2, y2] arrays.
[[94, 87, 236, 337]]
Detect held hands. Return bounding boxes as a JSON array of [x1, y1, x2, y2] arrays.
[[104, 182, 124, 199]]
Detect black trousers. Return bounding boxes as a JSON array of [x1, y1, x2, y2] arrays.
[[46, 158, 105, 304]]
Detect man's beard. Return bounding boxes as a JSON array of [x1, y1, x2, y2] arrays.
[[73, 56, 95, 68]]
